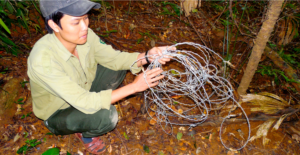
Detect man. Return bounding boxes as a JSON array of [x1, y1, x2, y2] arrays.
[[27, 0, 173, 154]]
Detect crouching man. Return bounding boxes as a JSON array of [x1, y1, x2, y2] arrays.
[[27, 0, 173, 154]]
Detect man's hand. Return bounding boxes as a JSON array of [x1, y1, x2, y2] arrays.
[[137, 46, 176, 66], [132, 68, 164, 93]]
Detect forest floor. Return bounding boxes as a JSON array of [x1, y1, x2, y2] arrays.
[[0, 1, 300, 155]]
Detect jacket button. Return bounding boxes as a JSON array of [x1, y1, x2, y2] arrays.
[[85, 82, 87, 84]]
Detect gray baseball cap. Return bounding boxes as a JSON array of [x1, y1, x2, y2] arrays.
[[40, 0, 101, 17]]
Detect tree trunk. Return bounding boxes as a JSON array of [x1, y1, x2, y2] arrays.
[[237, 0, 284, 95]]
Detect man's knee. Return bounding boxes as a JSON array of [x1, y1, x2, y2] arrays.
[[108, 105, 118, 129]]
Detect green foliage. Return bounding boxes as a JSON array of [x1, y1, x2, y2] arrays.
[[123, 132, 129, 140], [17, 139, 42, 154], [0, 18, 10, 34], [0, 67, 8, 74], [143, 145, 150, 153], [91, 0, 113, 10], [42, 148, 60, 155], [256, 65, 299, 85], [99, 30, 117, 37], [15, 98, 25, 104], [0, 0, 41, 55], [136, 31, 157, 44], [21, 112, 32, 119], [160, 2, 181, 16], [277, 48, 300, 68], [268, 43, 300, 68], [212, 3, 224, 11], [20, 81, 29, 88]]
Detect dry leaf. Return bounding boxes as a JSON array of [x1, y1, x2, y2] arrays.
[[150, 117, 157, 125], [263, 136, 271, 146], [250, 119, 275, 142], [272, 114, 288, 131], [13, 133, 20, 142], [241, 93, 288, 114], [108, 145, 113, 153], [178, 109, 183, 114]]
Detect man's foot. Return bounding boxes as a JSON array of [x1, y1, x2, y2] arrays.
[[75, 133, 106, 154]]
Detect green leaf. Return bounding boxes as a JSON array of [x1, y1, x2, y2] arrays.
[[143, 145, 150, 153], [123, 132, 129, 140], [31, 1, 41, 14], [177, 132, 183, 140], [24, 132, 28, 138], [17, 145, 28, 154], [173, 101, 179, 104], [0, 18, 10, 34], [0, 35, 16, 46], [17, 8, 30, 35], [18, 98, 23, 102], [170, 70, 179, 76], [67, 151, 71, 155], [42, 148, 60, 155], [136, 38, 144, 44], [6, 2, 14, 14], [192, 9, 198, 13], [46, 132, 54, 135]]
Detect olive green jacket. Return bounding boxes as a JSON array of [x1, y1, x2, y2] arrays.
[[27, 28, 141, 120]]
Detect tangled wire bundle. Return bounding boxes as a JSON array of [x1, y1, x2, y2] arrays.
[[131, 42, 250, 150]]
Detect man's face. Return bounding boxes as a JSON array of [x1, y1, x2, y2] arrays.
[[56, 14, 89, 45]]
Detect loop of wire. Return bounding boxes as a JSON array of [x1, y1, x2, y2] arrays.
[[130, 42, 250, 150]]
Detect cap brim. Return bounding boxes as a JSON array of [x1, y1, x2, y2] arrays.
[[58, 1, 101, 16]]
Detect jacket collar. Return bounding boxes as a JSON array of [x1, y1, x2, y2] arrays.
[[49, 33, 90, 62]]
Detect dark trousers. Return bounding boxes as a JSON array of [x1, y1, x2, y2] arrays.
[[44, 65, 126, 138]]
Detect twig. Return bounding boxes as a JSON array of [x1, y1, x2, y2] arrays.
[[101, 0, 108, 31], [68, 135, 71, 153], [115, 129, 128, 153], [229, 0, 255, 38], [186, 16, 207, 47]]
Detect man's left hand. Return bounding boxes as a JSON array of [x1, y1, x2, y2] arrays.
[[137, 46, 176, 66]]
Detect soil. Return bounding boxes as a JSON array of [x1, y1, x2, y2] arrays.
[[0, 1, 300, 155]]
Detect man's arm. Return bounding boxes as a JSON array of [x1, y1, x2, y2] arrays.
[[111, 68, 164, 103]]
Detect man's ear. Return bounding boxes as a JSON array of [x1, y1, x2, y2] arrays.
[[48, 20, 60, 33]]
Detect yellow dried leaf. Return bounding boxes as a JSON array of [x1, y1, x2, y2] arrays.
[[149, 111, 155, 117], [108, 145, 112, 153], [178, 109, 183, 114], [180, 147, 187, 151], [150, 118, 157, 125]]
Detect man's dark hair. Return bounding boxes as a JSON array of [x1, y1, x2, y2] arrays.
[[45, 11, 64, 33]]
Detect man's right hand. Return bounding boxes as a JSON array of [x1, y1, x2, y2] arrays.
[[132, 68, 164, 93]]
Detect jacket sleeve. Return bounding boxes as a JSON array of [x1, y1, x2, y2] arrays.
[[27, 50, 112, 114], [89, 29, 142, 74]]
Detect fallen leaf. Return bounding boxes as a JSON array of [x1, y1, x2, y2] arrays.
[[77, 150, 83, 155], [13, 133, 20, 142], [227, 150, 239, 155], [108, 145, 112, 153], [177, 132, 183, 140], [272, 114, 288, 131], [18, 126, 23, 132], [150, 117, 157, 125], [178, 109, 183, 114]]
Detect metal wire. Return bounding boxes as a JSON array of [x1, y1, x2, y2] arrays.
[[130, 42, 250, 150]]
